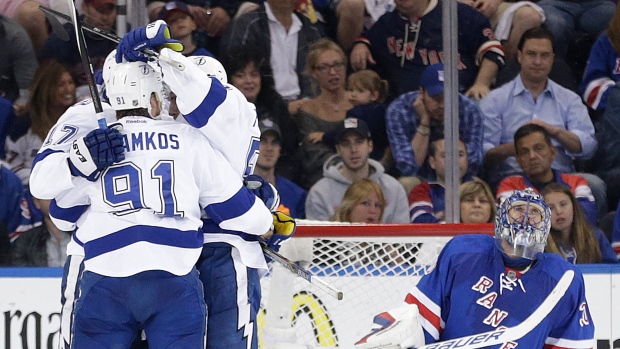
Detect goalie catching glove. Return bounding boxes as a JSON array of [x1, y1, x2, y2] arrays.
[[116, 20, 184, 63], [260, 211, 296, 252], [68, 125, 125, 181], [355, 304, 425, 349]]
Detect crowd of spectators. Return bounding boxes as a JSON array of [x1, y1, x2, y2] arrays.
[[1, 0, 620, 266]]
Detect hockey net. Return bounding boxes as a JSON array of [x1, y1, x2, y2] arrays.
[[258, 222, 494, 348]]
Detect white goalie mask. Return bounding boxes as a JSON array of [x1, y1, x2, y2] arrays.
[[104, 60, 164, 117], [495, 188, 551, 260], [190, 55, 227, 84]]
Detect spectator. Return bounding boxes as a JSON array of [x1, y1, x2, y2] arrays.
[[611, 201, 620, 258], [349, 0, 505, 100], [0, 221, 9, 265], [0, 162, 33, 241], [158, 1, 215, 57], [480, 27, 604, 218], [537, 0, 615, 60], [0, 96, 16, 159], [294, 38, 352, 189], [542, 183, 618, 264], [0, 0, 53, 52], [408, 138, 472, 223], [458, 0, 544, 58], [386, 63, 484, 193], [306, 118, 409, 223], [496, 124, 598, 226], [323, 69, 391, 168], [11, 198, 71, 267], [148, 0, 259, 55], [579, 1, 620, 117], [331, 178, 385, 223], [223, 46, 302, 182], [38, 0, 117, 100], [0, 15, 37, 108], [220, 0, 323, 101], [5, 60, 76, 185], [459, 178, 496, 223], [253, 118, 307, 219]]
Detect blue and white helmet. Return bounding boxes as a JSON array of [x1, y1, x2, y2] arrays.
[[190, 55, 227, 84], [104, 60, 164, 117], [495, 188, 551, 260]]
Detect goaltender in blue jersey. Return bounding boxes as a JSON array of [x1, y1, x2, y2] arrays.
[[356, 188, 594, 349], [30, 59, 273, 348]]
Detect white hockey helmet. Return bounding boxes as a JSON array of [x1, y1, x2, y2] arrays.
[[190, 55, 227, 84], [495, 188, 551, 260], [104, 60, 164, 117]]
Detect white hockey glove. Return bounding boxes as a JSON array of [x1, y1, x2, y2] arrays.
[[68, 126, 125, 181], [355, 304, 425, 349]]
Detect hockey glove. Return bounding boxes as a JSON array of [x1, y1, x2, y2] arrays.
[[115, 20, 184, 63], [260, 211, 296, 252], [244, 174, 281, 212], [355, 304, 424, 349], [68, 126, 125, 181]]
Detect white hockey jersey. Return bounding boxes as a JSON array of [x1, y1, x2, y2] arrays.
[[159, 49, 269, 270], [33, 115, 272, 277]]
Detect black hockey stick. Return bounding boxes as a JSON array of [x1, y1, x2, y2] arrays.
[[64, 0, 107, 129], [39, 6, 185, 70], [261, 242, 344, 300]]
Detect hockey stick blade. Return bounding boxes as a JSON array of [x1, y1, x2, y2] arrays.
[[413, 269, 575, 349], [261, 242, 344, 300], [39, 6, 185, 71], [41, 7, 69, 41]]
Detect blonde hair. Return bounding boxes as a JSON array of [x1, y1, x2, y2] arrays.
[[28, 60, 75, 140], [459, 179, 496, 223], [346, 70, 389, 103], [541, 183, 602, 263], [331, 178, 386, 222], [305, 38, 346, 75], [607, 2, 620, 54]]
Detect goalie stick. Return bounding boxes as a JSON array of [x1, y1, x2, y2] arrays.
[[379, 269, 575, 349], [39, 6, 185, 71], [260, 242, 344, 300]]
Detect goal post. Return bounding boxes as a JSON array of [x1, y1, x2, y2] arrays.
[[258, 222, 494, 349]]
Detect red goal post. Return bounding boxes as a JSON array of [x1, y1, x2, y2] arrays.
[[258, 222, 494, 349]]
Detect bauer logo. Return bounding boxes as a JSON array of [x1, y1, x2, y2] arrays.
[[423, 329, 506, 349]]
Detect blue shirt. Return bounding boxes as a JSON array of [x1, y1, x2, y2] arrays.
[[385, 91, 484, 178], [480, 75, 597, 185], [276, 175, 307, 219]]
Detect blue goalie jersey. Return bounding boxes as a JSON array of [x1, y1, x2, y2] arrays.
[[405, 235, 595, 349]]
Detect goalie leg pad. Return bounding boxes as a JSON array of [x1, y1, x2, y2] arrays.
[[355, 304, 425, 349]]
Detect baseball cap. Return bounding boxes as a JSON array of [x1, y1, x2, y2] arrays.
[[333, 118, 371, 143], [84, 0, 115, 11], [258, 118, 282, 141], [420, 63, 445, 97], [159, 1, 192, 22]]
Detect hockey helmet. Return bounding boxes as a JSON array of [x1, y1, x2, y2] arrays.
[[190, 55, 227, 84], [104, 60, 165, 117], [495, 188, 551, 260]]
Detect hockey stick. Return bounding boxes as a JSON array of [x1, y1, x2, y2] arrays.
[[409, 269, 575, 349], [261, 242, 344, 300], [39, 6, 185, 70], [65, 0, 107, 129]]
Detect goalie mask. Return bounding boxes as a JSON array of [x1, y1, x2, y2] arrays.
[[190, 56, 227, 84], [495, 188, 551, 260], [104, 60, 164, 117]]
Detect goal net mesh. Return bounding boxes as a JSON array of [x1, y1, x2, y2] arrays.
[[257, 222, 493, 348]]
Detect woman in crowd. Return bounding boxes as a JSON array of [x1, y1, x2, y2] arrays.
[[293, 38, 352, 190], [542, 183, 618, 264], [331, 178, 385, 223], [459, 179, 496, 224], [5, 59, 76, 185], [223, 46, 302, 182]]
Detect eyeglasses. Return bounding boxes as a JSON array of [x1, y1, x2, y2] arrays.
[[313, 61, 346, 73]]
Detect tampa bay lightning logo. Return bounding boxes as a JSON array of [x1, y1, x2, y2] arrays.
[[194, 57, 207, 66], [140, 64, 150, 75]]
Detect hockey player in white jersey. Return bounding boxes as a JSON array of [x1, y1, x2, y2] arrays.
[[355, 188, 594, 349], [32, 59, 274, 348], [115, 21, 296, 349]]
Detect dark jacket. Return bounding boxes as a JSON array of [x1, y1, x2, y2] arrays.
[[220, 4, 323, 99], [11, 225, 50, 267]]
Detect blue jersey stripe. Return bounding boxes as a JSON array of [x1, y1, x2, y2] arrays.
[[205, 188, 256, 224], [183, 79, 227, 128], [200, 218, 259, 242], [84, 226, 203, 259], [50, 200, 88, 224]]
